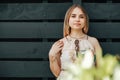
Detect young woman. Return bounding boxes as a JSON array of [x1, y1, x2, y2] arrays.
[[49, 4, 102, 80]]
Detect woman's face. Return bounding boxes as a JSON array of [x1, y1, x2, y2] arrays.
[[69, 7, 86, 31]]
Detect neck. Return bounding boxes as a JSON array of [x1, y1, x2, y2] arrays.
[[70, 31, 85, 39]]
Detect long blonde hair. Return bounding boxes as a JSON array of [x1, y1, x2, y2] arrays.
[[63, 4, 89, 37]]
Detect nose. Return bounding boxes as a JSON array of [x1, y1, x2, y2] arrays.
[[75, 17, 80, 22]]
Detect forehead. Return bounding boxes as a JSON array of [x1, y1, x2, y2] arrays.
[[71, 7, 84, 14]]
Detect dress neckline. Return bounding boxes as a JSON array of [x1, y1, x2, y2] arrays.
[[69, 34, 86, 40], [67, 34, 88, 41]]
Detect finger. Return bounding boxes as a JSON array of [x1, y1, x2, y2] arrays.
[[57, 41, 63, 46], [54, 40, 61, 45], [59, 46, 64, 50], [58, 43, 64, 48]]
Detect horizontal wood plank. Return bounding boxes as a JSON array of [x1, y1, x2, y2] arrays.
[[0, 22, 120, 38], [83, 3, 120, 20], [0, 22, 62, 38], [0, 61, 54, 77], [100, 42, 120, 55], [0, 42, 119, 59], [89, 22, 120, 38], [0, 3, 120, 20], [0, 3, 72, 20], [0, 42, 53, 59]]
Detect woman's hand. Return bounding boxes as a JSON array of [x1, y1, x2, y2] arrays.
[[49, 40, 64, 56]]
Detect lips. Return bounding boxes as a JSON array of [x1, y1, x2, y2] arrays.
[[74, 23, 81, 25]]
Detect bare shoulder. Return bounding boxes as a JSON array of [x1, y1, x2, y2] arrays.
[[87, 36, 99, 46], [52, 37, 65, 45], [56, 37, 67, 43], [87, 36, 102, 54]]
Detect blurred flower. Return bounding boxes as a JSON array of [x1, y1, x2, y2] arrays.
[[66, 53, 120, 80], [113, 65, 120, 80], [81, 49, 94, 69]]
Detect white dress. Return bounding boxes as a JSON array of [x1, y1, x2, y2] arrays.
[[57, 35, 95, 80]]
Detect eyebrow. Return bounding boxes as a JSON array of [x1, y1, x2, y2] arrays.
[[71, 14, 85, 16]]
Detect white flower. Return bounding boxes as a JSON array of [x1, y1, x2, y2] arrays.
[[81, 49, 94, 69], [67, 63, 82, 76], [113, 65, 120, 80], [103, 76, 110, 80]]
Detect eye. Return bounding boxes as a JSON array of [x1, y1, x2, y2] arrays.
[[71, 14, 76, 18], [79, 15, 85, 18], [79, 15, 84, 18], [71, 15, 76, 18]]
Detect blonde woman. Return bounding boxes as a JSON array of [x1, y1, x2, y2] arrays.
[[49, 4, 102, 80]]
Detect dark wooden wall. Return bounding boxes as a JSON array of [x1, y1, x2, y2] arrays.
[[0, 0, 120, 80]]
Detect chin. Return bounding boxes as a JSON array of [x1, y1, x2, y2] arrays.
[[73, 26, 83, 29]]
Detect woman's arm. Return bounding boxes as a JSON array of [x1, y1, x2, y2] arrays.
[[49, 40, 64, 77], [93, 38, 103, 67], [49, 52, 61, 77]]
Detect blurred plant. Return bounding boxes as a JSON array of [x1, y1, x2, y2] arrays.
[[65, 52, 120, 80]]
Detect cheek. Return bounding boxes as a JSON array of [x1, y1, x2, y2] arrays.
[[81, 19, 86, 25], [69, 18, 73, 26], [81, 19, 85, 23]]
